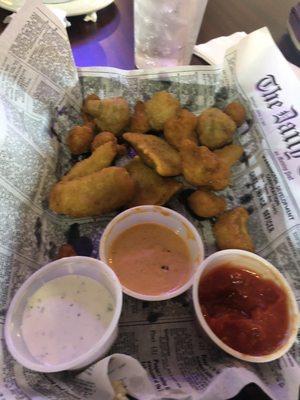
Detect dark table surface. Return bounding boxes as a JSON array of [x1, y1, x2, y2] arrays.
[[1, 0, 298, 68], [0, 1, 299, 400], [70, 0, 299, 69], [67, 0, 300, 69]]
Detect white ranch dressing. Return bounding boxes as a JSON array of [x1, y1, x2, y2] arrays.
[[21, 274, 114, 366]]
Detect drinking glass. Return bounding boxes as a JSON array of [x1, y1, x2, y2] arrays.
[[134, 0, 208, 68]]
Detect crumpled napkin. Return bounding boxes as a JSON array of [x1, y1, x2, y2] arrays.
[[193, 32, 247, 65]]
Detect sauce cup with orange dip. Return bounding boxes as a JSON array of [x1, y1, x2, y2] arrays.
[[100, 205, 204, 301], [192, 249, 299, 362]]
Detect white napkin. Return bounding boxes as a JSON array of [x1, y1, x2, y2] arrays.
[[193, 32, 247, 65], [193, 31, 300, 80]]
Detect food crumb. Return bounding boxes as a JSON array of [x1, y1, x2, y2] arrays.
[[112, 380, 128, 400]]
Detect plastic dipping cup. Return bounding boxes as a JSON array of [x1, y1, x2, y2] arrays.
[[4, 257, 123, 372], [134, 0, 208, 68], [100, 205, 204, 301], [192, 250, 299, 363], [43, 1, 70, 3]]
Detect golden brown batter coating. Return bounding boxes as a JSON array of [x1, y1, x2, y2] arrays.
[[223, 101, 246, 127], [125, 157, 182, 207], [214, 144, 244, 168], [49, 167, 135, 217], [91, 131, 117, 152], [62, 141, 117, 182], [197, 107, 236, 149], [180, 141, 230, 190], [129, 101, 150, 134], [213, 207, 254, 251], [67, 125, 94, 155], [123, 132, 182, 177], [164, 109, 197, 150], [82, 93, 101, 117], [187, 190, 226, 218], [145, 91, 180, 131], [56, 244, 77, 259], [94, 97, 131, 136]]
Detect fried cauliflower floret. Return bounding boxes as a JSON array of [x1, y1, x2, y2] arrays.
[[94, 97, 131, 136], [129, 101, 150, 133], [62, 141, 117, 182], [164, 109, 197, 150], [197, 107, 236, 149], [180, 141, 230, 190], [123, 132, 181, 177], [82, 93, 101, 117], [49, 167, 135, 218], [67, 125, 94, 155], [188, 189, 226, 218], [223, 101, 246, 127], [214, 144, 244, 168], [125, 156, 182, 207], [145, 91, 180, 131], [213, 207, 254, 251]]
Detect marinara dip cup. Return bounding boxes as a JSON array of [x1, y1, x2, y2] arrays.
[[192, 249, 299, 363], [100, 205, 204, 301]]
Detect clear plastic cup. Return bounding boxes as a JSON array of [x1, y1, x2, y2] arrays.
[[134, 0, 208, 68]]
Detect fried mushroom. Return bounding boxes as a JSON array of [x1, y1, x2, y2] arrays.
[[67, 124, 94, 155], [125, 156, 182, 207], [223, 102, 246, 127], [82, 93, 101, 117], [49, 167, 135, 218], [123, 132, 181, 177], [145, 91, 180, 131], [164, 109, 197, 150], [214, 144, 244, 168], [91, 131, 117, 152], [94, 97, 131, 136], [129, 101, 150, 133], [57, 244, 77, 259], [180, 140, 230, 190], [62, 141, 117, 182], [188, 190, 226, 218], [197, 107, 236, 149], [213, 207, 254, 251]]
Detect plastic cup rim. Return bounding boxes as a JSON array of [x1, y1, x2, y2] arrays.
[[4, 256, 123, 372], [99, 205, 205, 301], [192, 249, 299, 363]]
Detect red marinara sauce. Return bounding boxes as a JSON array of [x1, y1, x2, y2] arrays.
[[198, 264, 289, 356]]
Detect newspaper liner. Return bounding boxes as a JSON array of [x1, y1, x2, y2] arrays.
[[0, 1, 299, 399]]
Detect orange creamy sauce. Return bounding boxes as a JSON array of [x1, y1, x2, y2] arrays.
[[108, 223, 193, 296]]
